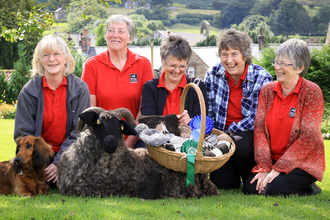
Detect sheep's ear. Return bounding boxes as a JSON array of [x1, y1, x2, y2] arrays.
[[79, 111, 99, 127], [119, 120, 137, 136]]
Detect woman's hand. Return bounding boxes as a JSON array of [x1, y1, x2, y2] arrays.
[[261, 169, 280, 192], [250, 172, 269, 194], [45, 163, 58, 183], [177, 110, 191, 126]]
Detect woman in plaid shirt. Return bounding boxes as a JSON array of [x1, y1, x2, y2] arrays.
[[205, 29, 272, 190]]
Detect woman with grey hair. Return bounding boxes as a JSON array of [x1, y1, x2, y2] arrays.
[[14, 35, 90, 187], [82, 14, 153, 148], [141, 35, 206, 126], [243, 38, 325, 196], [205, 29, 273, 190]]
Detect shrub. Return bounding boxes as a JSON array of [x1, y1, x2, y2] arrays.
[[0, 101, 16, 119], [4, 43, 31, 104]]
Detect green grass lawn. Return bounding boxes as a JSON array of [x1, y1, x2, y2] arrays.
[[168, 23, 221, 37], [0, 119, 329, 219]]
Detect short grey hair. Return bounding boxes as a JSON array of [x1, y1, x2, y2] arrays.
[[217, 28, 253, 64], [104, 14, 135, 43], [32, 35, 75, 77], [276, 38, 310, 77], [160, 35, 192, 62]]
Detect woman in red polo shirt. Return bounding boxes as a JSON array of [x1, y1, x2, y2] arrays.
[[14, 35, 91, 188], [141, 35, 207, 126], [82, 14, 153, 149], [243, 39, 325, 196]]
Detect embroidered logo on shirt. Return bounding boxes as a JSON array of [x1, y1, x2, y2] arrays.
[[289, 107, 296, 118], [130, 74, 138, 83]]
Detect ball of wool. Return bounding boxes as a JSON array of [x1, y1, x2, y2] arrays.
[[135, 123, 149, 137], [178, 124, 192, 138], [217, 133, 232, 143]]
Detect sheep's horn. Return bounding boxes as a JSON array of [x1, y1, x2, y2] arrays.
[[113, 108, 137, 128], [76, 107, 106, 133]]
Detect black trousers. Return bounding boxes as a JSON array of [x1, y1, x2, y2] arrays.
[[243, 168, 317, 196], [210, 130, 255, 189]]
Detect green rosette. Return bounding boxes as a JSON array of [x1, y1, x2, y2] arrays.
[[180, 140, 204, 154]]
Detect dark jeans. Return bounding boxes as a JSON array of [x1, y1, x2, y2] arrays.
[[243, 168, 317, 196], [210, 130, 255, 189]]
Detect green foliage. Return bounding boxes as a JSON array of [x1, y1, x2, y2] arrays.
[[212, 13, 222, 29], [0, 39, 17, 69], [0, 102, 16, 119], [241, 15, 268, 31], [211, 0, 229, 10], [316, 5, 330, 25], [4, 43, 31, 103], [221, 1, 254, 28], [135, 5, 170, 22], [268, 0, 312, 36], [151, 0, 172, 7], [195, 35, 217, 47], [146, 20, 166, 31], [307, 45, 330, 106], [250, 0, 274, 17], [130, 38, 161, 46], [186, 1, 201, 9], [0, 0, 54, 42], [95, 23, 107, 46], [0, 72, 7, 100], [253, 46, 276, 80]]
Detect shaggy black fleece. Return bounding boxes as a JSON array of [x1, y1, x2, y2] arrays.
[[57, 108, 219, 199]]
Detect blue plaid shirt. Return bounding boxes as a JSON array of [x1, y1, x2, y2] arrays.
[[205, 62, 273, 133]]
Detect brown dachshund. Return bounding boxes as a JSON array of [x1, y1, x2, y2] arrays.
[[0, 135, 54, 196]]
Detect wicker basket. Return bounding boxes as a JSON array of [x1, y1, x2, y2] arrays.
[[146, 83, 236, 173]]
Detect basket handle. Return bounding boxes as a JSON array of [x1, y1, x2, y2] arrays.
[[180, 83, 206, 158]]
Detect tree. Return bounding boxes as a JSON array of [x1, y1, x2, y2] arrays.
[[0, 0, 54, 42], [250, 0, 274, 17], [268, 0, 312, 36], [4, 43, 31, 103], [151, 5, 170, 21], [95, 23, 107, 46], [241, 15, 268, 31], [212, 0, 229, 10], [221, 2, 252, 28], [212, 13, 222, 29], [316, 6, 330, 25], [186, 1, 201, 9], [135, 8, 152, 20], [150, 0, 172, 7]]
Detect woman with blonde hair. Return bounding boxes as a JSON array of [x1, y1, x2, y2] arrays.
[[14, 35, 90, 188]]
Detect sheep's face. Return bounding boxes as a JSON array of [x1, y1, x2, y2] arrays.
[[79, 110, 137, 154]]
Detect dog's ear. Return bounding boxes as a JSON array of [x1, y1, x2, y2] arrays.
[[32, 137, 52, 175], [79, 111, 100, 127], [119, 120, 137, 136], [15, 136, 23, 155]]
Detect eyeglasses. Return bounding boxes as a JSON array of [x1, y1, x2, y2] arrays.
[[42, 52, 63, 60], [272, 60, 293, 68], [165, 62, 187, 71]]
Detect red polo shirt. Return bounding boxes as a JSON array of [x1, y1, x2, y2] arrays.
[[266, 77, 302, 160], [158, 71, 187, 116], [41, 76, 67, 153], [82, 49, 153, 118], [225, 63, 248, 129]]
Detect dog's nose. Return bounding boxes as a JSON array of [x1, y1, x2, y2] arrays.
[[14, 157, 21, 164]]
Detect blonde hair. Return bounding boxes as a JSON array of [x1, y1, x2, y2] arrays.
[[32, 35, 75, 76]]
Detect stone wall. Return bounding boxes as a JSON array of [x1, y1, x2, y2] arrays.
[[188, 51, 208, 80]]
